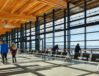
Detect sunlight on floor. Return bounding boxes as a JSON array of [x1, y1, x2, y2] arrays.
[[0, 54, 98, 76]]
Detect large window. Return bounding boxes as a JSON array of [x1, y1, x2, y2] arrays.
[[70, 28, 84, 48], [87, 25, 99, 49], [46, 33, 53, 49], [5, 3, 99, 52]]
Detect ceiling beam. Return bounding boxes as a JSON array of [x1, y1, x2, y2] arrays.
[[87, 0, 99, 9], [0, 22, 20, 27], [0, 11, 36, 21], [38, 0, 67, 8], [29, 3, 46, 14], [11, 0, 29, 14], [20, 0, 39, 14], [75, 0, 84, 5], [9, 0, 29, 25], [33, 5, 54, 16], [0, 28, 12, 34], [1, 0, 10, 10]]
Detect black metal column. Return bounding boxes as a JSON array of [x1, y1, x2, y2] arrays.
[[11, 29, 14, 42], [9, 32, 11, 46], [44, 14, 46, 51], [22, 25, 25, 52], [20, 25, 23, 52], [64, 9, 67, 52], [16, 28, 19, 48], [52, 9, 55, 48], [5, 32, 8, 44], [23, 25, 25, 51], [0, 35, 3, 40], [13, 29, 16, 43], [8, 32, 10, 47], [35, 17, 40, 51], [67, 1, 71, 51], [25, 23, 27, 51], [29, 21, 32, 51], [84, 0, 87, 49]]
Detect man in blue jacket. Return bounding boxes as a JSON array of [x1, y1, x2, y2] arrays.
[[1, 41, 8, 64], [0, 40, 3, 53]]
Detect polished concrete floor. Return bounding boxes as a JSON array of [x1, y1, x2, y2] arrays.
[[0, 54, 99, 76]]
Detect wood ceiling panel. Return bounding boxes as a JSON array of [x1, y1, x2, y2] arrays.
[[20, 0, 40, 14], [3, 0, 19, 13], [7, 0, 19, 12], [0, 0, 6, 9], [8, 0, 28, 25], [16, 0, 31, 14], [33, 5, 54, 16], [11, 0, 29, 14], [0, 28, 11, 34], [0, 21, 20, 26], [8, 0, 39, 24], [0, 20, 4, 24], [0, 11, 35, 21], [0, 0, 11, 11], [28, 3, 47, 15], [25, 2, 41, 14], [87, 0, 99, 9], [38, 0, 67, 8], [0, 0, 67, 34]]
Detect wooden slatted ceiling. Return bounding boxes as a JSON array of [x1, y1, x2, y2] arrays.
[[0, 0, 67, 35], [0, 28, 11, 34]]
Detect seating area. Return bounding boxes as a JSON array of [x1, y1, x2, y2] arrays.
[[31, 49, 99, 62]]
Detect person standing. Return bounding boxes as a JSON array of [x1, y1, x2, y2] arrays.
[[0, 40, 3, 53], [55, 45, 59, 54], [51, 45, 59, 60], [1, 41, 8, 64], [10, 43, 17, 63], [52, 45, 59, 54], [74, 43, 81, 59]]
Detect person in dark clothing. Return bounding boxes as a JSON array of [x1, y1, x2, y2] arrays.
[[51, 45, 59, 60], [74, 43, 81, 59], [52, 45, 59, 54], [1, 41, 8, 64], [10, 43, 17, 63], [55, 45, 59, 53]]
